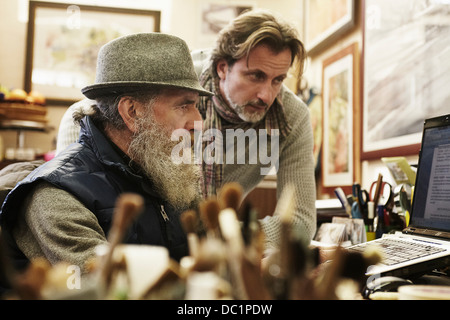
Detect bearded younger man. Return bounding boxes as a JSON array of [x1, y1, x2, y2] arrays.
[[0, 33, 212, 272], [194, 9, 317, 249]]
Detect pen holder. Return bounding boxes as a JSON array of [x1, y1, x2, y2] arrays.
[[366, 230, 376, 241], [375, 205, 406, 239]]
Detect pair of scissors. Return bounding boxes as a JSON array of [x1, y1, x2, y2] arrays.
[[352, 183, 369, 219], [369, 181, 393, 207]]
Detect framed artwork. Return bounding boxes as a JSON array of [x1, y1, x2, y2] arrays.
[[362, 0, 450, 159], [198, 1, 253, 47], [304, 0, 356, 55], [24, 1, 161, 106], [322, 43, 360, 195]]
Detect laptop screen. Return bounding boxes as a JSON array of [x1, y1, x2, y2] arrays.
[[409, 115, 450, 232]]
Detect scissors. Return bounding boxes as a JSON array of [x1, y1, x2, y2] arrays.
[[352, 183, 369, 219], [369, 180, 393, 207]]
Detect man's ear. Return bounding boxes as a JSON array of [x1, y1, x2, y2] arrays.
[[216, 59, 229, 80], [117, 97, 138, 132]]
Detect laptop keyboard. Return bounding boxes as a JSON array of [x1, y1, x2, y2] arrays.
[[348, 238, 447, 266]]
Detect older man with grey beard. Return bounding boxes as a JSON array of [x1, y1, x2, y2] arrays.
[[0, 33, 212, 274]]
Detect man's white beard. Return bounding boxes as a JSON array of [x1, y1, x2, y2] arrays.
[[128, 112, 202, 211]]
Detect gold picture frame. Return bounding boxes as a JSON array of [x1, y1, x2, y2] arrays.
[[24, 1, 161, 106], [304, 0, 356, 56], [321, 43, 360, 195]]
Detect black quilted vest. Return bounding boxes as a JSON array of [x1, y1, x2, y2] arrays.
[[0, 116, 188, 270]]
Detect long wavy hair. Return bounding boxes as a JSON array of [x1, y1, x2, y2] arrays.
[[211, 9, 306, 77]]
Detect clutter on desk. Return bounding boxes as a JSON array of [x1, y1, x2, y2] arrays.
[[381, 157, 416, 186], [331, 172, 409, 243], [0, 183, 384, 300], [314, 222, 347, 245], [315, 198, 348, 227], [314, 217, 366, 247]]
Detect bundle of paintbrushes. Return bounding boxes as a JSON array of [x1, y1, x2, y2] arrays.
[[179, 182, 383, 300], [180, 182, 315, 300], [1, 184, 383, 300]]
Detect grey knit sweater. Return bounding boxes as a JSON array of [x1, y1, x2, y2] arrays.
[[12, 181, 107, 271], [221, 86, 317, 248]]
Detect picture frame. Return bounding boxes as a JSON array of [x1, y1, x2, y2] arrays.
[[198, 1, 254, 48], [24, 1, 161, 106], [322, 43, 360, 195], [304, 0, 356, 56], [361, 0, 450, 160]]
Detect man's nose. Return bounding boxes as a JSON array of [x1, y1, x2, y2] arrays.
[[185, 106, 203, 131], [256, 82, 275, 106]]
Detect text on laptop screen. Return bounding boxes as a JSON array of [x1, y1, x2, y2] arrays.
[[410, 123, 450, 231]]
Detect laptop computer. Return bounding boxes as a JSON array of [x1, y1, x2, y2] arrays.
[[349, 114, 450, 278]]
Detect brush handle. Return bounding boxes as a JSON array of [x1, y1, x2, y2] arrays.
[[101, 193, 144, 288]]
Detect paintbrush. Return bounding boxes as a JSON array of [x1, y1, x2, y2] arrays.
[[218, 182, 243, 212], [273, 184, 296, 299], [99, 193, 144, 291], [218, 208, 247, 299], [191, 197, 226, 274], [180, 210, 200, 258], [218, 187, 269, 300], [199, 196, 221, 238], [235, 200, 271, 299]]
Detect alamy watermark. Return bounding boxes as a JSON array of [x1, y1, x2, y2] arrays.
[[170, 121, 280, 175], [66, 265, 81, 289], [66, 5, 81, 30]]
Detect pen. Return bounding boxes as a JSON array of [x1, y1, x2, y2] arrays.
[[367, 201, 375, 232], [373, 173, 383, 205], [376, 205, 385, 238]]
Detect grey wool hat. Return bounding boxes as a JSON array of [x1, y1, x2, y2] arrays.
[[81, 33, 213, 99]]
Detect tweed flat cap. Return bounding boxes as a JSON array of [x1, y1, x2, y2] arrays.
[[82, 33, 212, 99]]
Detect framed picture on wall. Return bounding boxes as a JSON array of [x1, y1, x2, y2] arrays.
[[198, 1, 254, 48], [24, 1, 161, 105], [304, 0, 356, 55], [322, 43, 360, 195], [361, 0, 450, 159]]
